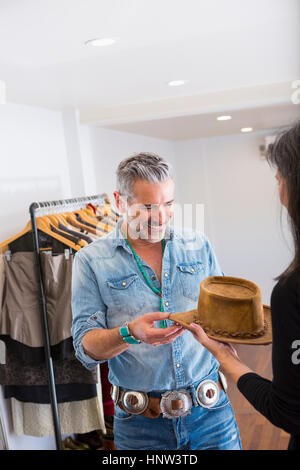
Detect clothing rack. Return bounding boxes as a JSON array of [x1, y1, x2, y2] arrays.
[[29, 194, 108, 450]]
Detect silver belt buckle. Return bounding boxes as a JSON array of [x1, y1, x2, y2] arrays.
[[196, 379, 220, 408], [121, 390, 149, 415], [160, 389, 192, 419]]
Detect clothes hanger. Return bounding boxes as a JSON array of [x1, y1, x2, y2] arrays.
[[94, 204, 120, 222], [36, 217, 82, 250], [64, 212, 99, 235], [0, 203, 92, 254], [40, 215, 88, 248], [0, 218, 82, 253], [84, 206, 116, 224], [0, 221, 32, 253], [54, 213, 94, 245], [75, 209, 115, 233], [45, 214, 60, 228], [83, 206, 99, 219], [67, 213, 106, 238]]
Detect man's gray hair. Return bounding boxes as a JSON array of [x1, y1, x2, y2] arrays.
[[116, 152, 173, 200]]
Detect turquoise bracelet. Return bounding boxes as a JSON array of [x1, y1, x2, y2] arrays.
[[120, 322, 141, 345]]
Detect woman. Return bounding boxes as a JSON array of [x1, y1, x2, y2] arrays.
[[191, 120, 300, 450]]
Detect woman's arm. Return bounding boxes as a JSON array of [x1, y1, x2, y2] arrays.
[[189, 270, 300, 436]]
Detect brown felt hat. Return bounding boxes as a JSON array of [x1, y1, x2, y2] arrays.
[[169, 276, 272, 345]]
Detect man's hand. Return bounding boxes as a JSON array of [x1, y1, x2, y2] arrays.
[[129, 312, 185, 346]]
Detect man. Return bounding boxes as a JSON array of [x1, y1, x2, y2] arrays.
[[71, 152, 241, 450]]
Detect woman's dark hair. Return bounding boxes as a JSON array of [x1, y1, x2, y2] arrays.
[[266, 120, 300, 282]]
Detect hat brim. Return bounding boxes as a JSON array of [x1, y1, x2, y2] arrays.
[[169, 305, 272, 345]]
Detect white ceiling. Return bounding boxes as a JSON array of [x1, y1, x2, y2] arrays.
[[104, 102, 300, 141], [1, 0, 299, 138]]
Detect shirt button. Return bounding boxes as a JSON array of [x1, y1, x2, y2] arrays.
[[152, 276, 156, 281], [164, 273, 168, 277], [93, 315, 97, 320], [122, 281, 127, 286], [165, 301, 169, 306], [176, 363, 180, 368]]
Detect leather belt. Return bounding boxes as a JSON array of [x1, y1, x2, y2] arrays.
[[111, 373, 226, 420]]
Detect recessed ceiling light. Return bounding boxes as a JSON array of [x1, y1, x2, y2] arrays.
[[85, 37, 119, 47], [168, 80, 188, 87], [241, 127, 253, 133], [217, 115, 232, 121]]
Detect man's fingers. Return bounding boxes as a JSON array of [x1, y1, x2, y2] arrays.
[[149, 324, 183, 340], [144, 311, 169, 322], [151, 327, 185, 346], [163, 328, 185, 343]]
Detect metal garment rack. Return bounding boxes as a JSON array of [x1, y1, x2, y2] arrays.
[[29, 194, 107, 450]]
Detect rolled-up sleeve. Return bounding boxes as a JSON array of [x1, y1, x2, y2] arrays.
[[71, 251, 107, 370]]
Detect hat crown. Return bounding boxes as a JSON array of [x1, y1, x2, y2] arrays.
[[197, 276, 264, 337]]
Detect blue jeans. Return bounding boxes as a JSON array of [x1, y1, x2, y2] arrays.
[[114, 370, 242, 450]]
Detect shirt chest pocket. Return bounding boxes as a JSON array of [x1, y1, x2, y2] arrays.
[[106, 273, 144, 314], [177, 262, 205, 301]]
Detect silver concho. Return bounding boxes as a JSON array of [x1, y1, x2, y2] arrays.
[[219, 370, 228, 392], [110, 385, 120, 405], [196, 380, 220, 408], [160, 389, 192, 419], [121, 390, 149, 415]]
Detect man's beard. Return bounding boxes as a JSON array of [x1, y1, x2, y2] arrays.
[[127, 218, 172, 243]]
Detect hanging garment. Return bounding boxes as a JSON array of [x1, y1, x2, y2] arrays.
[[0, 199, 115, 440], [100, 362, 114, 416], [0, 256, 5, 367], [87, 202, 120, 222], [65, 214, 99, 236], [0, 251, 74, 348], [0, 336, 74, 365], [50, 224, 87, 247], [4, 383, 97, 403], [86, 203, 118, 226], [0, 347, 97, 386], [40, 251, 74, 345], [7, 230, 73, 255], [0, 252, 43, 347], [10, 396, 104, 437], [57, 222, 94, 244], [75, 213, 114, 233]]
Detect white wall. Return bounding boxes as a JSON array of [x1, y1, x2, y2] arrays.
[[0, 102, 76, 449], [88, 126, 177, 207], [174, 130, 293, 304], [0, 103, 73, 241]]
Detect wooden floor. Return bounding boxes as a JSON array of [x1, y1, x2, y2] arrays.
[[225, 343, 290, 450]]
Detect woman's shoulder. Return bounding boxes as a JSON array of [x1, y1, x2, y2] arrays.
[[277, 267, 300, 291], [271, 267, 300, 317]]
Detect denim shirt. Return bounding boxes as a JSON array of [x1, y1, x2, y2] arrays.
[[71, 219, 223, 392]]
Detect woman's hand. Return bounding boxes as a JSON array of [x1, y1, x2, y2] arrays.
[[190, 322, 239, 360], [189, 322, 253, 383]]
